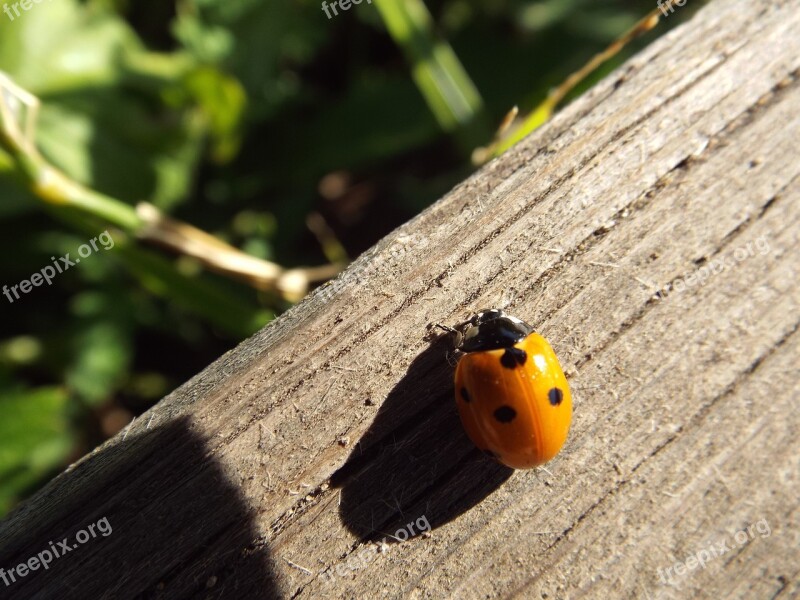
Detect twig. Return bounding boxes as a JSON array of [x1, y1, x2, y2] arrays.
[[474, 8, 663, 163], [0, 72, 341, 304]]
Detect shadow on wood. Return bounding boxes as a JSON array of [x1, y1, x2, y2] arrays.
[[330, 334, 513, 541], [0, 417, 280, 600]]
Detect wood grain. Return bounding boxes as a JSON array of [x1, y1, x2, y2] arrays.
[[1, 0, 798, 598]]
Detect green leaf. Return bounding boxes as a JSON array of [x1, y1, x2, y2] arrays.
[[183, 67, 247, 163], [173, 0, 329, 120], [0, 386, 74, 515], [0, 0, 208, 209], [66, 291, 133, 405]]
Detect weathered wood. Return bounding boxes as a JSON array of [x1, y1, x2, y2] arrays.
[[2, 0, 799, 598]]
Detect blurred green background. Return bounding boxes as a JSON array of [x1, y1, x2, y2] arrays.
[[0, 0, 686, 517]]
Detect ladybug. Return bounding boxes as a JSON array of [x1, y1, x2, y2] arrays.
[[439, 309, 572, 469]]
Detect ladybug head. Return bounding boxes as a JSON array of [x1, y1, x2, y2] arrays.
[[451, 309, 534, 353]]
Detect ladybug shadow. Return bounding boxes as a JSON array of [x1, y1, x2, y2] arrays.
[[330, 334, 513, 542]]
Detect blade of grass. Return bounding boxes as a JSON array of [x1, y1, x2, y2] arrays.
[[475, 7, 664, 162], [374, 0, 484, 132]]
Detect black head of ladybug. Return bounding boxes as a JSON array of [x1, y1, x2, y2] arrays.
[[449, 309, 534, 353]]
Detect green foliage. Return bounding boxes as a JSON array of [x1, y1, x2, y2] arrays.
[[1, 0, 200, 209], [0, 0, 678, 517], [0, 385, 73, 513]]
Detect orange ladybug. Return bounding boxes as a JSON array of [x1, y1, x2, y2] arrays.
[[441, 309, 572, 469]]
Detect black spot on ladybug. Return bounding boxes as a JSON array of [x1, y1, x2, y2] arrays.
[[500, 347, 527, 369], [460, 387, 471, 402], [494, 405, 517, 423], [548, 387, 564, 406]]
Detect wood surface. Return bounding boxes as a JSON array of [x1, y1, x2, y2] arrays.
[[1, 0, 798, 598]]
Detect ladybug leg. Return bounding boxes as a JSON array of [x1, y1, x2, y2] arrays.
[[432, 323, 456, 333], [444, 349, 460, 368], [429, 322, 463, 350]]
